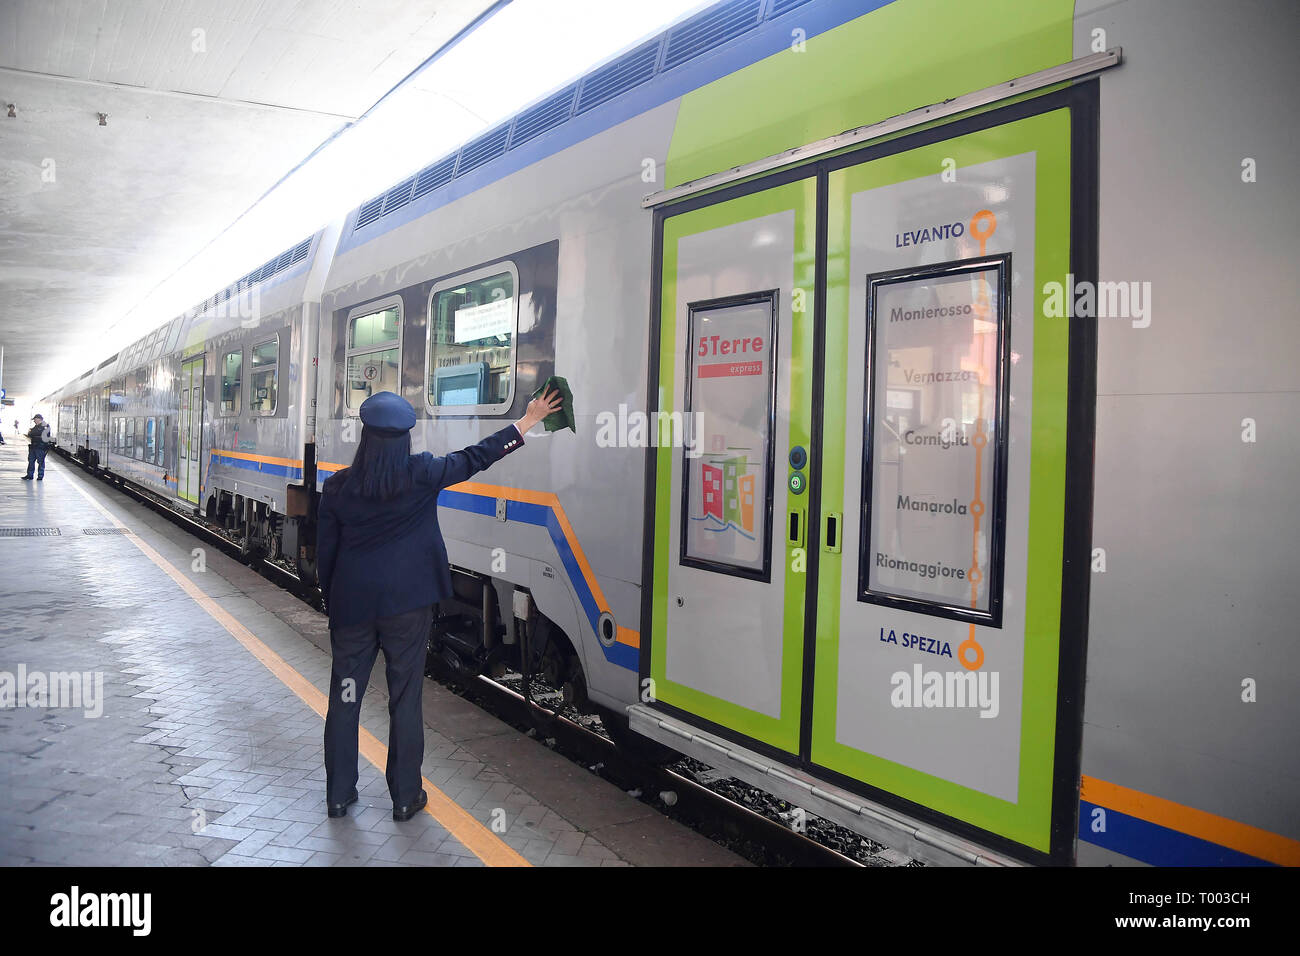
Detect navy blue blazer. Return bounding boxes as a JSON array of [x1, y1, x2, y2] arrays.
[[317, 425, 524, 628]]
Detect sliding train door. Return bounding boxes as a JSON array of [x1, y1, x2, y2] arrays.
[[646, 178, 816, 756], [179, 355, 204, 505], [809, 103, 1092, 861], [645, 90, 1095, 862]]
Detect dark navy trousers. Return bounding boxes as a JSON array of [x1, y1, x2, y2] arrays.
[[323, 604, 431, 808]]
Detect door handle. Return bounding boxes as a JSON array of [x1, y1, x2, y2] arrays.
[[787, 506, 805, 548], [823, 512, 842, 553]]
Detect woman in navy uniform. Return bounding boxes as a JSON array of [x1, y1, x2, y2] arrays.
[[317, 387, 562, 821]]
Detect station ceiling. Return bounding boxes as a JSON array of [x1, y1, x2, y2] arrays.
[[0, 0, 495, 401]]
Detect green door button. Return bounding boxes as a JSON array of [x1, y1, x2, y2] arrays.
[[789, 471, 806, 495]]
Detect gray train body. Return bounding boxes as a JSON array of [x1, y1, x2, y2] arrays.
[[40, 0, 1299, 868]]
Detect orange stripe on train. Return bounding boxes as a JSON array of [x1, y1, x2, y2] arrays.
[[1082, 775, 1300, 867]]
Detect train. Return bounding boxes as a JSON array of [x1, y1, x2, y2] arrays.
[[38, 0, 1299, 867]]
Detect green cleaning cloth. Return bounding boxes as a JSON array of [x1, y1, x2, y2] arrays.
[[532, 375, 575, 433]]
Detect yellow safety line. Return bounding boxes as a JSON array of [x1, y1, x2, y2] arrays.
[[56, 461, 530, 868]]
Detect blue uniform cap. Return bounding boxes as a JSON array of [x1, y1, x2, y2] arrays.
[[359, 391, 416, 434]]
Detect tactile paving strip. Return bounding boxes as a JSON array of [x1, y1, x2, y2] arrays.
[[0, 527, 62, 536], [82, 527, 132, 535]]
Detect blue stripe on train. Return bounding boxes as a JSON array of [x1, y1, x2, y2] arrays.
[[438, 488, 637, 671], [1078, 801, 1276, 866], [208, 452, 304, 480]]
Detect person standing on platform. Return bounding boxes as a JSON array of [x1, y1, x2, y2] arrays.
[[21, 414, 51, 480], [317, 387, 563, 821]]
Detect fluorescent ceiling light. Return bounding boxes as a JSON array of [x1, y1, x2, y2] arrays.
[[42, 0, 713, 397]]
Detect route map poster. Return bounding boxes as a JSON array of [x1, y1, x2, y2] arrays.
[[865, 265, 1003, 616]]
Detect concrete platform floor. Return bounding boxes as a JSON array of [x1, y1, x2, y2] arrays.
[[0, 444, 745, 867]]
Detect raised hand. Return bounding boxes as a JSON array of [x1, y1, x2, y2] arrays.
[[516, 387, 564, 434]]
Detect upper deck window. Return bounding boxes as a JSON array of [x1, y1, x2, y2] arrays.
[[220, 349, 243, 416], [345, 305, 401, 410], [250, 337, 278, 415], [428, 264, 517, 413]]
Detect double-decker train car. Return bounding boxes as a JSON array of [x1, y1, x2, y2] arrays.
[[41, 0, 1299, 867], [44, 232, 328, 563]]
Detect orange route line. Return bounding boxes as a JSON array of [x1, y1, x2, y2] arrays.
[[958, 211, 997, 670]]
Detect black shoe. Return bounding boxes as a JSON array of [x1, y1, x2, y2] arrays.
[[327, 789, 358, 818], [21, 476, 32, 480], [392, 790, 428, 821]]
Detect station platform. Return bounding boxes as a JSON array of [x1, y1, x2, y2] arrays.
[[0, 445, 744, 868]]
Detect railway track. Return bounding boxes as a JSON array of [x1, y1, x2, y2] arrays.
[[57, 448, 883, 867]]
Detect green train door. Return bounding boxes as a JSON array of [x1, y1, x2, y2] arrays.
[[647, 95, 1093, 861], [179, 355, 204, 504], [647, 178, 817, 756], [810, 104, 1089, 860]]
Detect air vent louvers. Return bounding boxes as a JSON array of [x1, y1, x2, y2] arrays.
[[413, 155, 457, 199], [576, 40, 659, 114], [183, 234, 314, 320], [456, 124, 510, 177], [664, 0, 762, 71], [382, 176, 416, 214], [356, 196, 385, 229], [352, 0, 802, 234], [510, 85, 578, 148], [768, 0, 813, 17]]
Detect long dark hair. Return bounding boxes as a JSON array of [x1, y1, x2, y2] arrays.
[[334, 426, 413, 500]]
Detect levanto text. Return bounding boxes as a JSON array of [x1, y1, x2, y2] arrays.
[[895, 221, 965, 247]]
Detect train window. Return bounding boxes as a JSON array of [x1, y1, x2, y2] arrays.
[[679, 291, 778, 582], [857, 256, 1010, 626], [165, 319, 184, 354], [250, 337, 278, 415], [110, 378, 126, 415], [145, 418, 156, 463], [220, 349, 243, 416], [345, 302, 401, 411], [135, 417, 145, 460], [124, 417, 135, 459], [189, 390, 200, 461], [427, 263, 518, 414]]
